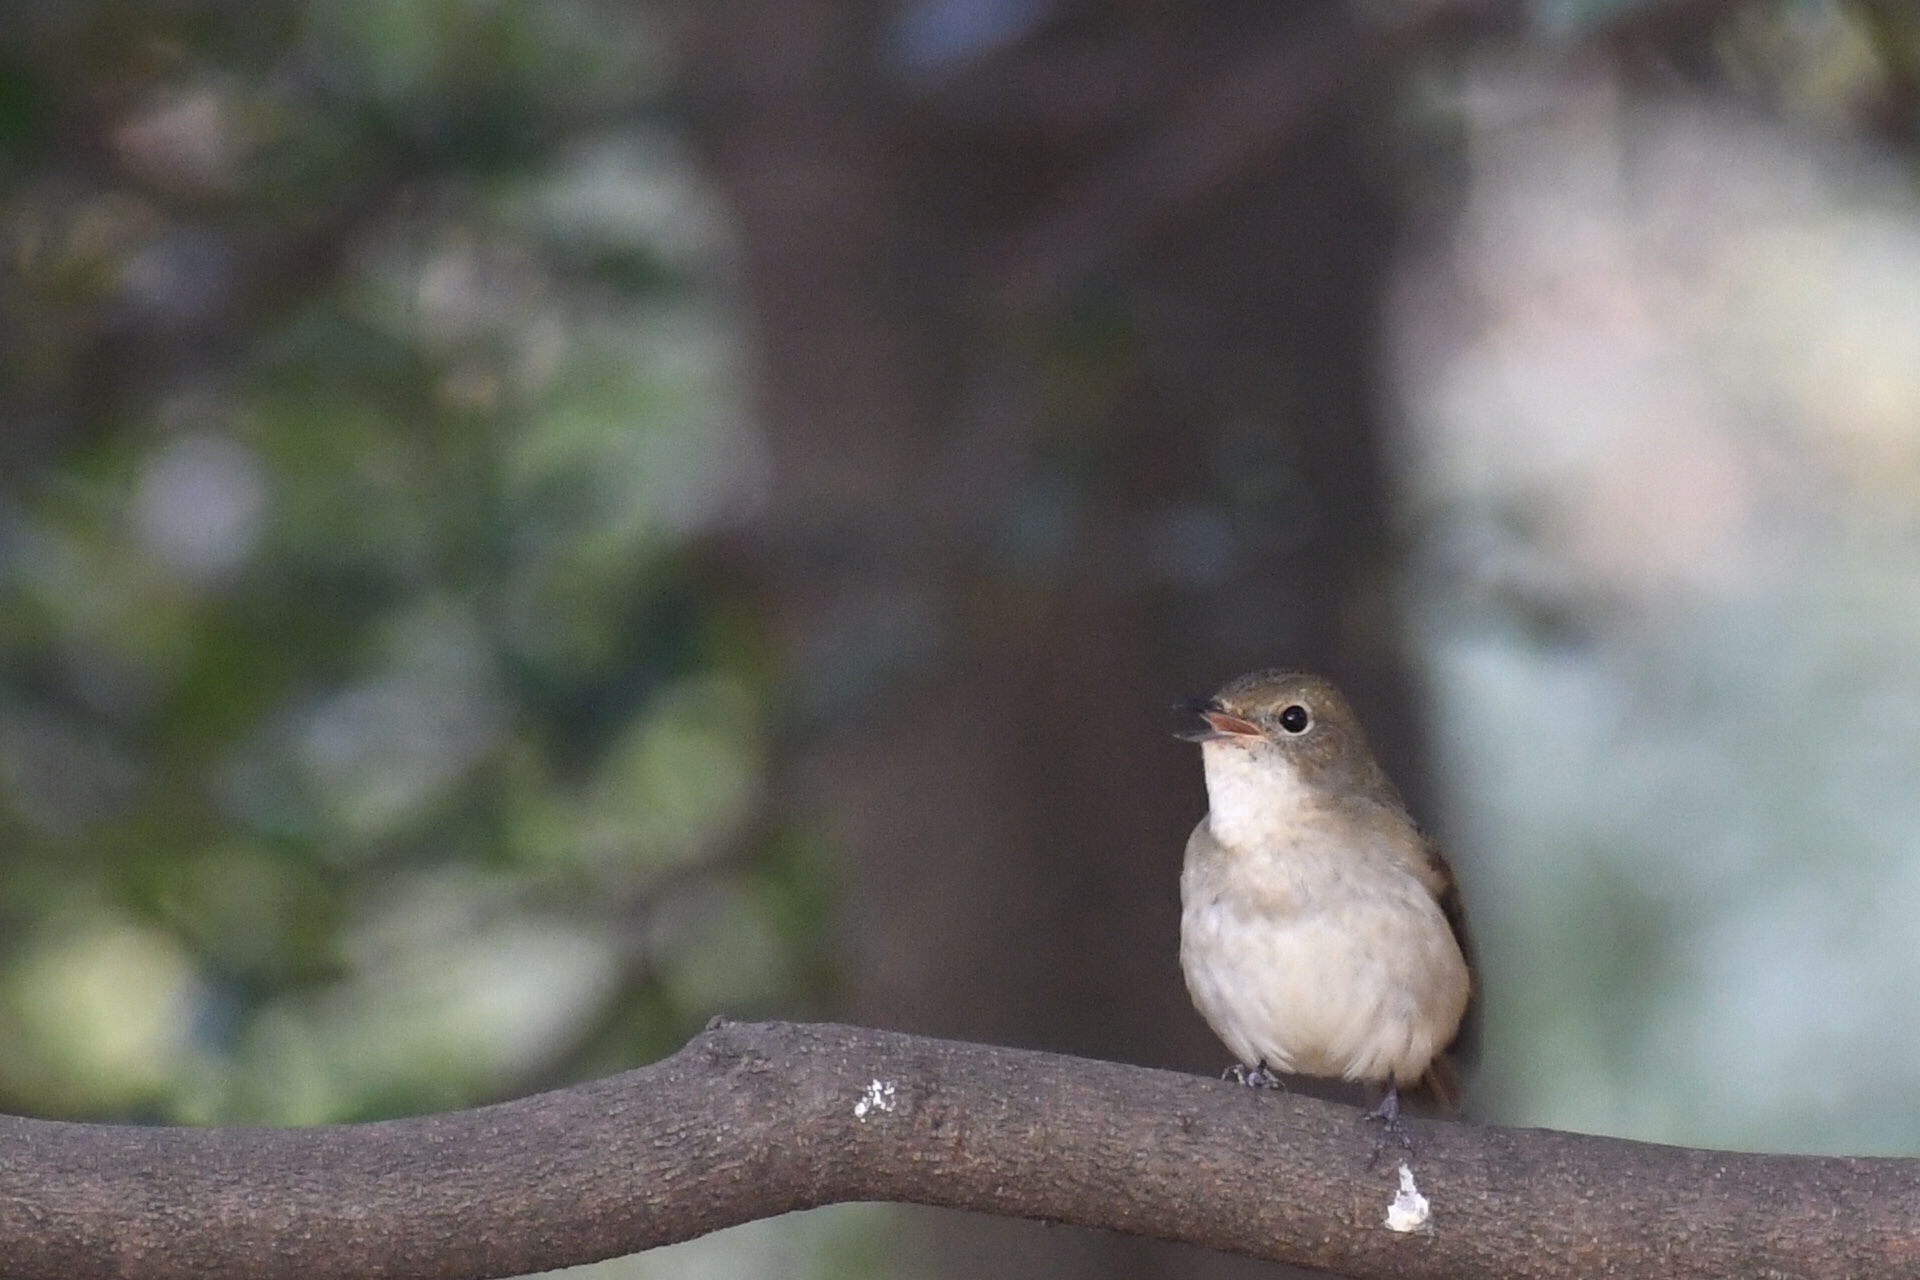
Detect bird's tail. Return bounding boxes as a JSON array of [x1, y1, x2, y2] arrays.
[[1409, 1054, 1464, 1115]]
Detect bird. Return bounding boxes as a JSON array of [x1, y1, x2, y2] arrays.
[[1177, 669, 1476, 1120]]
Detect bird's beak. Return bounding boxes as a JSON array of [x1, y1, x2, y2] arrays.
[[1174, 696, 1263, 743]]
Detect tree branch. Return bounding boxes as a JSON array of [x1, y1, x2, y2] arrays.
[[0, 1019, 1914, 1279]]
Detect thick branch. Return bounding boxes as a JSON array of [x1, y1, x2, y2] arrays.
[[0, 1019, 1914, 1279]]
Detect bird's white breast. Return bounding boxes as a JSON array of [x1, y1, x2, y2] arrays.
[[1180, 743, 1469, 1086]]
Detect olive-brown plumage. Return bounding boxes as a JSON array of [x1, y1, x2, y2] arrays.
[[1178, 670, 1475, 1110]]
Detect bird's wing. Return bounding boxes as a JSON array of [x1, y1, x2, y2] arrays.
[[1424, 835, 1482, 1077]]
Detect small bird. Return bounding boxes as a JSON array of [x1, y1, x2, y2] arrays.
[[1177, 670, 1475, 1118]]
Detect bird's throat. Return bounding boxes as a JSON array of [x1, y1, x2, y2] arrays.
[[1200, 741, 1316, 853]]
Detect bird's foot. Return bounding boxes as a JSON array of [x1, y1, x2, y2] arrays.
[[1364, 1077, 1416, 1167], [1223, 1060, 1287, 1090]]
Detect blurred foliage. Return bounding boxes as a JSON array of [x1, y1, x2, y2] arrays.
[[0, 0, 823, 1125]]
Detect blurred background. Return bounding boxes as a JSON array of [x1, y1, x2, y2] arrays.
[[3, 0, 1920, 1277]]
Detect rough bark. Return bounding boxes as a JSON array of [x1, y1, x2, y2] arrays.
[[0, 1019, 1914, 1280]]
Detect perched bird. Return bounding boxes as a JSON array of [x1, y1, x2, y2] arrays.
[[1177, 670, 1475, 1117]]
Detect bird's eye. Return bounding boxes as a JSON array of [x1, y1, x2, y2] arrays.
[[1278, 704, 1310, 734]]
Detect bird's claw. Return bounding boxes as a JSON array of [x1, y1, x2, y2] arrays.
[[1224, 1061, 1286, 1090], [1363, 1078, 1416, 1167]]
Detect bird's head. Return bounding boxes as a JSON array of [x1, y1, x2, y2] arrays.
[[1177, 669, 1391, 801]]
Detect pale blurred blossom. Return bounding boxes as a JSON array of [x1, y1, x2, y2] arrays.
[[412, 240, 547, 348], [132, 434, 269, 584], [537, 131, 735, 271], [4, 913, 203, 1111], [296, 603, 507, 841], [112, 87, 241, 190]]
